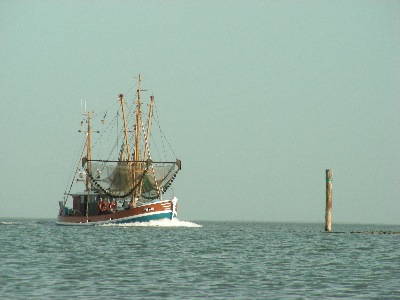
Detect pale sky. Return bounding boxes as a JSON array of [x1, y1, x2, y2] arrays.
[[1, 0, 399, 224]]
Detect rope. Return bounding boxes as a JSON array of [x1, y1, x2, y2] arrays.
[[140, 120, 162, 199], [153, 105, 177, 158], [63, 137, 87, 205]]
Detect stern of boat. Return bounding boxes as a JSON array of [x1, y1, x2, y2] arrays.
[[171, 197, 178, 219]]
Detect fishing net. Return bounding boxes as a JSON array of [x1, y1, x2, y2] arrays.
[[85, 160, 180, 199]]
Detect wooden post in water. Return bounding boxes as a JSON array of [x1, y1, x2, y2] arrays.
[[325, 169, 333, 232]]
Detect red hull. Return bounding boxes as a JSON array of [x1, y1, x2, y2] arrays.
[[57, 200, 174, 225]]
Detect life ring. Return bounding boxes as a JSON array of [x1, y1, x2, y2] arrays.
[[109, 202, 116, 212], [99, 201, 107, 212]]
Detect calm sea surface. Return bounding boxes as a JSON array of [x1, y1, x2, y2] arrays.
[[0, 219, 399, 299]]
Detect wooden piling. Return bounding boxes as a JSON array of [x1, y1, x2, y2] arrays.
[[325, 169, 333, 232]]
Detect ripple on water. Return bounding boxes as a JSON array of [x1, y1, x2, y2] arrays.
[[0, 220, 399, 299]]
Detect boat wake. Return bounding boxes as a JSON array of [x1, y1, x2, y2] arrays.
[[0, 221, 20, 226], [100, 218, 202, 228]]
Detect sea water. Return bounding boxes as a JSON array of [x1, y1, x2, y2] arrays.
[[0, 220, 399, 299]]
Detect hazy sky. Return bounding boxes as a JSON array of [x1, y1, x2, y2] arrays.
[[1, 1, 399, 224]]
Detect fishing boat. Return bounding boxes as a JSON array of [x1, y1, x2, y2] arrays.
[[57, 75, 181, 225]]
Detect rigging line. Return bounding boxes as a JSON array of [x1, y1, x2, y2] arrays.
[[123, 77, 138, 97], [140, 120, 152, 159], [81, 100, 119, 143], [125, 105, 135, 124], [150, 106, 167, 161], [96, 125, 116, 164], [63, 138, 88, 204], [153, 105, 177, 158], [100, 115, 119, 162], [104, 128, 125, 163], [91, 100, 121, 147], [123, 84, 136, 97], [149, 133, 162, 161], [63, 136, 86, 197], [91, 98, 120, 121], [122, 103, 136, 134], [140, 120, 162, 198], [64, 130, 86, 182], [91, 113, 117, 149], [155, 116, 168, 162], [88, 159, 177, 163], [88, 159, 176, 165]]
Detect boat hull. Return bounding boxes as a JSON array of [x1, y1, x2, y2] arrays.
[[56, 199, 177, 226]]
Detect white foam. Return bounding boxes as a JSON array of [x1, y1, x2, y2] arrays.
[[100, 218, 202, 228], [0, 221, 20, 225]]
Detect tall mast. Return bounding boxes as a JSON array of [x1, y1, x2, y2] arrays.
[[134, 74, 142, 198], [118, 93, 135, 203], [135, 74, 142, 164], [143, 95, 154, 161], [144, 95, 161, 199], [118, 94, 131, 160], [85, 111, 92, 192]]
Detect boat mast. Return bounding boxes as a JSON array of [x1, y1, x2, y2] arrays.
[[143, 95, 154, 161], [144, 95, 162, 199], [118, 93, 136, 204], [85, 111, 92, 192], [118, 94, 131, 160], [134, 74, 142, 199]]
